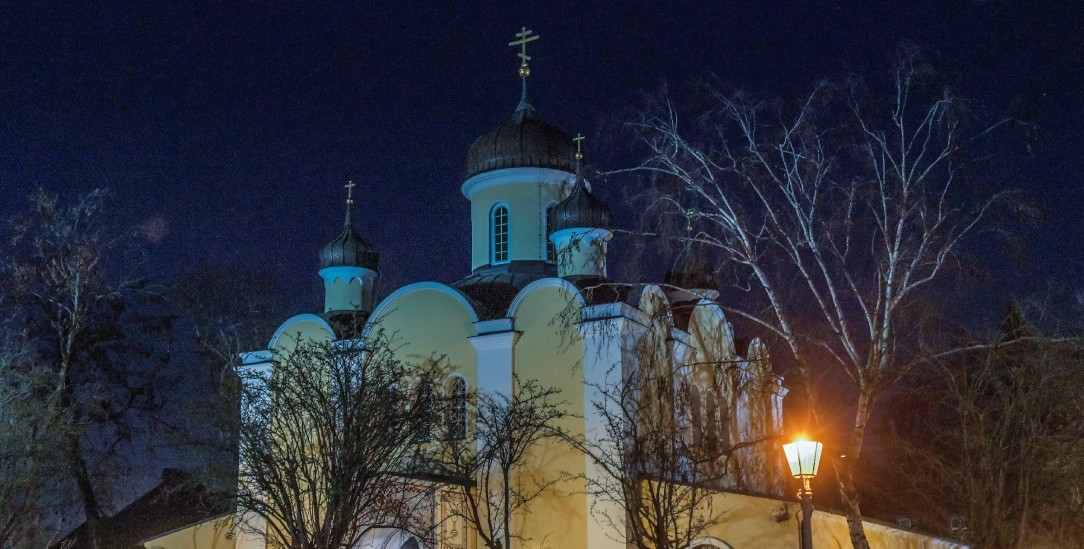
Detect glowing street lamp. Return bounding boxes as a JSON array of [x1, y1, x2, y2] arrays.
[[783, 438, 823, 549]]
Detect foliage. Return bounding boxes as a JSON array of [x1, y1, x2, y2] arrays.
[[235, 334, 439, 549]]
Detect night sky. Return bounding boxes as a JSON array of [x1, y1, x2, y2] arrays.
[[2, 0, 1083, 527], [4, 1, 1081, 314]]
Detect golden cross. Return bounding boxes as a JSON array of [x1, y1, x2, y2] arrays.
[[509, 27, 539, 78], [345, 181, 355, 206], [573, 134, 585, 161]]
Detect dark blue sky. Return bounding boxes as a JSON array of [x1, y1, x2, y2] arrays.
[[3, 1, 1081, 312]]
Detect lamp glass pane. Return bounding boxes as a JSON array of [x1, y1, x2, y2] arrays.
[[783, 440, 823, 478]]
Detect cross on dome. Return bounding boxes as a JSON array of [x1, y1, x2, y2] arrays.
[[343, 180, 356, 226], [509, 27, 539, 79]]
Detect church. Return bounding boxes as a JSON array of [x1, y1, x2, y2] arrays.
[[144, 30, 961, 549]]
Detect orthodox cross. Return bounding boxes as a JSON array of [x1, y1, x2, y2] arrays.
[[343, 180, 356, 226], [345, 180, 355, 206], [573, 133, 585, 161], [509, 27, 539, 78]]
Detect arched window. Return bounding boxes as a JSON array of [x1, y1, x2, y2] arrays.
[[412, 380, 435, 442], [445, 376, 467, 440], [490, 204, 509, 264], [544, 203, 557, 262]]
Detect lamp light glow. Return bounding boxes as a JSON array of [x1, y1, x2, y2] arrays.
[[783, 438, 823, 479]]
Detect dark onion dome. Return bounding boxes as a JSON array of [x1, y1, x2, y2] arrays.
[[549, 166, 613, 232], [319, 224, 379, 271], [664, 241, 714, 290], [466, 101, 578, 178]]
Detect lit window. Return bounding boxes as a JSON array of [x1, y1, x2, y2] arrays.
[[445, 377, 467, 440], [491, 204, 509, 264]]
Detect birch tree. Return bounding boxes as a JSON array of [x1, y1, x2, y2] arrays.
[[629, 48, 1016, 547]]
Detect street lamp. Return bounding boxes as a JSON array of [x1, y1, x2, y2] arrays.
[[783, 438, 823, 549]]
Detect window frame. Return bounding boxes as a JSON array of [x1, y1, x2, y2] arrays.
[[444, 375, 468, 440], [490, 203, 510, 265]]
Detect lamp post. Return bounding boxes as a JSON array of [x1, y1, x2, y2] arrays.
[[783, 438, 823, 549]]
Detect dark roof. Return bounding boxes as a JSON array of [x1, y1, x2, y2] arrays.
[[320, 223, 379, 271], [664, 240, 714, 291], [56, 469, 230, 549], [322, 309, 372, 339], [449, 263, 638, 321], [466, 101, 577, 178], [566, 275, 636, 307], [451, 261, 555, 320], [549, 163, 612, 233]]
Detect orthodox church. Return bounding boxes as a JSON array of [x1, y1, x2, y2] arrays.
[[144, 30, 960, 549]]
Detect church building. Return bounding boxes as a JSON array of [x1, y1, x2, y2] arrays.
[[144, 30, 961, 549]]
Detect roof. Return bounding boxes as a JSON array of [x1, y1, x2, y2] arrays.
[[466, 101, 577, 178], [55, 469, 231, 549], [320, 223, 379, 271], [549, 164, 612, 232]]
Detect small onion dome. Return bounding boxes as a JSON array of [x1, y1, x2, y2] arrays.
[[466, 101, 577, 178], [319, 224, 379, 271], [664, 241, 714, 290], [549, 166, 613, 233]]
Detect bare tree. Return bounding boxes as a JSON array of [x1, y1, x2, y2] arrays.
[[235, 334, 439, 549], [568, 319, 754, 549], [894, 305, 1084, 548], [434, 376, 570, 549], [3, 189, 170, 549], [628, 48, 1017, 546], [0, 323, 51, 548]]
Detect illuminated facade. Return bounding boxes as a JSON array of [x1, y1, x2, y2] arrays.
[[143, 33, 962, 549]]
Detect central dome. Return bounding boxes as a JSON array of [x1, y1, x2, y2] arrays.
[[466, 102, 577, 178]]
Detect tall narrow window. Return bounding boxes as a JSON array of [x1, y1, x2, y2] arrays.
[[545, 203, 556, 262], [491, 204, 509, 264], [445, 376, 467, 440]]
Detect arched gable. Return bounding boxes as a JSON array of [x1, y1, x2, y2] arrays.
[[686, 299, 736, 370], [370, 281, 481, 328], [745, 337, 772, 379], [368, 281, 480, 392], [268, 313, 336, 350], [506, 277, 586, 318], [637, 284, 675, 334]]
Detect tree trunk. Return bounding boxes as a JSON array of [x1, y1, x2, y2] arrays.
[[69, 435, 103, 549], [837, 388, 874, 549]]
